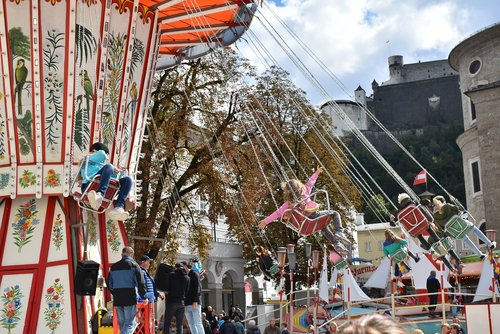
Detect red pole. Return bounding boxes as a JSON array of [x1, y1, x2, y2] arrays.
[[290, 270, 294, 333], [279, 268, 284, 325], [313, 266, 318, 330]]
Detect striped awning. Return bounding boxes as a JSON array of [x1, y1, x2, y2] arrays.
[[140, 0, 257, 69]]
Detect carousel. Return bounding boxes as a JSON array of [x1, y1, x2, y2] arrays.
[[0, 1, 256, 333]]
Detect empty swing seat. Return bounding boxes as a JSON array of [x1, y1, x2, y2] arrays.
[[283, 210, 332, 236], [431, 237, 453, 257], [397, 204, 432, 237], [444, 215, 473, 239], [73, 175, 120, 213]]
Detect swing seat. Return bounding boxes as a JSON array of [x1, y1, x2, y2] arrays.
[[444, 215, 473, 239], [397, 204, 432, 237], [283, 210, 332, 236], [73, 175, 120, 213], [388, 249, 408, 264], [259, 255, 279, 280], [384, 242, 408, 263], [333, 258, 348, 270], [431, 237, 453, 257], [269, 262, 279, 276]]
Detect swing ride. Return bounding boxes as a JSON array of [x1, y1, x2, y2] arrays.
[[239, 4, 500, 334], [0, 0, 497, 333]]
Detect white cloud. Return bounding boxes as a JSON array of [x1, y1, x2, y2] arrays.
[[235, 0, 499, 103]]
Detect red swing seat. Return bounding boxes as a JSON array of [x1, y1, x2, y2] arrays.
[[73, 175, 121, 213], [280, 189, 333, 236], [282, 209, 332, 236], [397, 204, 432, 237]]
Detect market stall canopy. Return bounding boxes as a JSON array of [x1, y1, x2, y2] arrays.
[[141, 0, 258, 69]]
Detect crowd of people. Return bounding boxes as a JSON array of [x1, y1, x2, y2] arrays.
[[106, 246, 469, 334]]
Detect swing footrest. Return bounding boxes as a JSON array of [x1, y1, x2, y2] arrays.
[[444, 215, 473, 239]]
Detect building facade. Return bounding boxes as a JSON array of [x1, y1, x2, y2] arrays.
[[355, 222, 402, 262], [173, 196, 247, 314], [450, 23, 500, 245]]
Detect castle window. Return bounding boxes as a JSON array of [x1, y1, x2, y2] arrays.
[[470, 100, 476, 121], [469, 59, 481, 75], [470, 159, 482, 194]]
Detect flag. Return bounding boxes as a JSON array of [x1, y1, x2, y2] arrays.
[[413, 170, 427, 186]]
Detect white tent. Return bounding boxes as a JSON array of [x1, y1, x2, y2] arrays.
[[473, 258, 500, 302], [410, 253, 452, 289], [363, 257, 391, 289], [329, 267, 338, 288], [342, 268, 370, 301], [319, 248, 329, 302]]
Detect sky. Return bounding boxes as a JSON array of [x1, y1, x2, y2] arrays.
[[235, 0, 500, 105]]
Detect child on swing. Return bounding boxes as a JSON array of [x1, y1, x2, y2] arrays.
[[257, 166, 350, 252], [81, 142, 133, 221]]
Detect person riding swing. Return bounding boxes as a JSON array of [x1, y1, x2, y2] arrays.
[[433, 195, 496, 259], [80, 142, 133, 221], [257, 166, 351, 254], [394, 193, 460, 271]]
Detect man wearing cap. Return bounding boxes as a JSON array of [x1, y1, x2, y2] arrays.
[[183, 260, 205, 334], [138, 255, 164, 303], [108, 246, 146, 334], [164, 262, 190, 334]]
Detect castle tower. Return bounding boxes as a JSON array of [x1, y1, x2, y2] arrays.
[[388, 55, 404, 84], [0, 1, 255, 333], [355, 85, 367, 107]]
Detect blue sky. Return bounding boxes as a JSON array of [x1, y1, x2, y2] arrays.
[[237, 0, 500, 105]]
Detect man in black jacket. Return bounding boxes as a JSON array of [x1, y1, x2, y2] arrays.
[[108, 246, 146, 334], [164, 262, 190, 334], [426, 270, 441, 318], [183, 261, 205, 334]]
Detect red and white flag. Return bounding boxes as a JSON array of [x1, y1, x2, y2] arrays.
[[413, 170, 427, 186]]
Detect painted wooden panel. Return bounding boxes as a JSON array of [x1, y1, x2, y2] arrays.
[[5, 1, 36, 165], [101, 1, 134, 155], [103, 217, 125, 262], [2, 197, 48, 266], [73, 1, 103, 162], [46, 202, 68, 263], [118, 3, 156, 170], [83, 210, 103, 264], [42, 165, 65, 195], [34, 265, 75, 334], [0, 272, 34, 334], [15, 165, 38, 196], [40, 1, 69, 163]]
